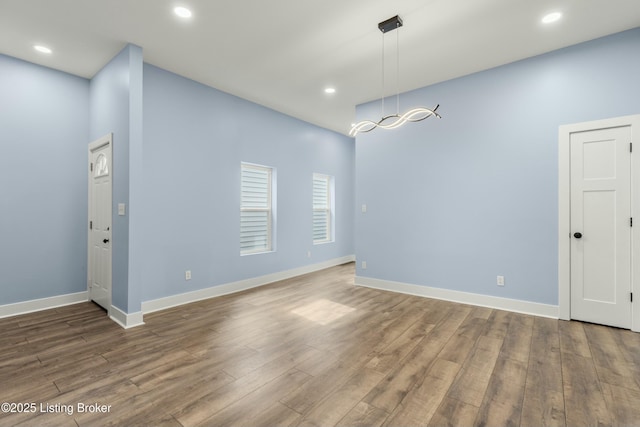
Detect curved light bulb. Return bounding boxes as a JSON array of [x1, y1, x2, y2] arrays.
[[34, 45, 52, 54], [542, 12, 562, 24], [349, 105, 441, 137]]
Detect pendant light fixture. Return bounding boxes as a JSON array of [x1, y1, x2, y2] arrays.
[[350, 15, 441, 137]]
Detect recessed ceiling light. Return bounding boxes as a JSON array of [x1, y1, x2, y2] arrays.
[[33, 45, 52, 54], [542, 12, 562, 24], [324, 87, 336, 94], [174, 6, 192, 18]]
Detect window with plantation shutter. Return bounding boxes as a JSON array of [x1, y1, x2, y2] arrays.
[[313, 173, 333, 244], [241, 163, 273, 254]]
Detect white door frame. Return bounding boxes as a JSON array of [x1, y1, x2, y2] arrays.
[[88, 133, 113, 317], [559, 114, 640, 332]]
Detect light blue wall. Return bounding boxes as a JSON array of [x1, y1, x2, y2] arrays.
[[127, 46, 145, 314], [355, 28, 640, 305], [141, 64, 355, 302], [0, 54, 89, 304], [89, 44, 144, 312]]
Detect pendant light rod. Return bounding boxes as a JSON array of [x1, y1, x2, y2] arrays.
[[380, 16, 402, 117], [381, 29, 385, 117], [396, 19, 400, 115]]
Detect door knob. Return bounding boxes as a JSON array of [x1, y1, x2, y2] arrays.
[[103, 238, 110, 244], [573, 232, 582, 239]]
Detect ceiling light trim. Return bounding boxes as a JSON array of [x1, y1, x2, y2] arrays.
[[33, 45, 52, 54], [542, 12, 562, 24], [173, 6, 193, 19]]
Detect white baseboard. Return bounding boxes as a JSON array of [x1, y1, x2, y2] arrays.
[[142, 255, 356, 314], [109, 305, 145, 329], [0, 291, 89, 319], [355, 276, 559, 319]]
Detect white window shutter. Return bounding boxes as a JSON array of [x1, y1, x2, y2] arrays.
[[241, 164, 272, 254], [313, 174, 331, 243]]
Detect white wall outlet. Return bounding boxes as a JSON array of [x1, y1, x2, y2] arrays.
[[185, 270, 191, 280], [307, 250, 311, 258], [361, 204, 367, 213], [362, 261, 367, 270], [497, 275, 505, 286]]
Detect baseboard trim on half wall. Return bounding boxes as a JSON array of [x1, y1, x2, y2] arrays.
[[0, 291, 89, 319], [355, 276, 559, 319], [109, 305, 145, 329]]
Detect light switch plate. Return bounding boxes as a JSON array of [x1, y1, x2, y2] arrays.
[[118, 203, 126, 216]]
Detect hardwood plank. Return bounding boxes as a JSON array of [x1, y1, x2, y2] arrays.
[[482, 309, 511, 340], [223, 337, 314, 379], [428, 397, 479, 427], [382, 401, 426, 427], [0, 353, 41, 378], [53, 350, 194, 393], [521, 361, 565, 426], [384, 358, 461, 426], [195, 369, 311, 427], [79, 370, 235, 427], [558, 319, 591, 358], [609, 328, 640, 390], [521, 317, 565, 427], [294, 348, 339, 377], [562, 352, 611, 426], [610, 328, 640, 366], [0, 378, 60, 403], [582, 323, 640, 391], [365, 316, 435, 374], [128, 346, 252, 391], [530, 317, 560, 358], [437, 309, 486, 364], [279, 358, 364, 415], [173, 345, 318, 426], [239, 402, 302, 427], [12, 410, 78, 427], [600, 382, 640, 426], [500, 313, 533, 364], [297, 367, 385, 427], [339, 401, 389, 427], [445, 335, 503, 407], [474, 355, 527, 427]]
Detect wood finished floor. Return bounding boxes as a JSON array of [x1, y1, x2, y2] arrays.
[[2, 263, 640, 427]]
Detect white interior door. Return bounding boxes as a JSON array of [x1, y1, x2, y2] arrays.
[[570, 125, 632, 328], [88, 135, 112, 311]]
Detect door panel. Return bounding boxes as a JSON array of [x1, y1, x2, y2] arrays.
[[582, 190, 616, 302], [89, 136, 112, 311], [570, 126, 631, 328]]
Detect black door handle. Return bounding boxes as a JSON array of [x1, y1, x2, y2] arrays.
[[103, 238, 110, 244], [573, 232, 582, 239]]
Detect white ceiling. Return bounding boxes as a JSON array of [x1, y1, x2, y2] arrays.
[[1, 0, 639, 135]]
